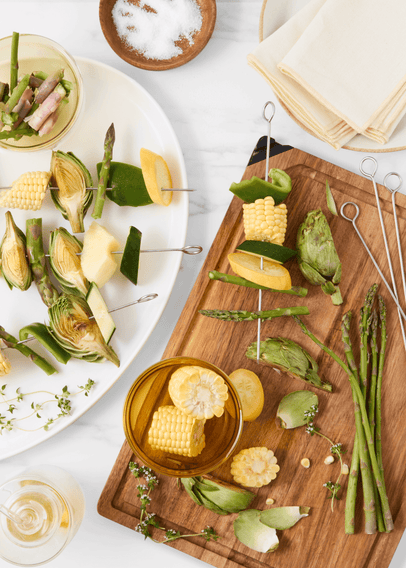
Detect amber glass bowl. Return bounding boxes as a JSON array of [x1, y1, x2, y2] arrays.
[[0, 34, 83, 152], [123, 356, 243, 477]]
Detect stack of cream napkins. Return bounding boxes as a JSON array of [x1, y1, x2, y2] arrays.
[[248, 0, 406, 149]]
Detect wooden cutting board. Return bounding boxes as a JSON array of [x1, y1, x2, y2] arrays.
[[98, 138, 406, 568]]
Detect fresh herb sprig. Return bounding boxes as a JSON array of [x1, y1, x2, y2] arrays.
[[0, 379, 95, 433], [304, 403, 345, 510], [129, 461, 220, 544]]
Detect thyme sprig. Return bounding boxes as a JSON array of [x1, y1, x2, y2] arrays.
[[304, 404, 345, 510], [129, 461, 220, 544], [0, 379, 95, 433]]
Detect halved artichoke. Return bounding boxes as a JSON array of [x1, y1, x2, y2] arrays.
[[50, 151, 93, 234], [0, 211, 32, 291], [49, 227, 88, 296], [48, 293, 120, 366]]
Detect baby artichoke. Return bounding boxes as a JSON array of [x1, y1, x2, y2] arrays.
[[0, 211, 32, 291], [246, 337, 332, 392], [50, 151, 93, 233], [48, 294, 119, 366], [49, 227, 88, 296], [296, 209, 342, 305]]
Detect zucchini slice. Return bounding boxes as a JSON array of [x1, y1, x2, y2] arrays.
[[19, 322, 71, 364], [86, 282, 116, 343], [120, 226, 142, 286], [236, 241, 297, 264]]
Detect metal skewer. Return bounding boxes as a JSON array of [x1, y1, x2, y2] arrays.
[[340, 202, 406, 322], [45, 245, 203, 258], [257, 101, 276, 362], [1, 293, 159, 349], [359, 156, 406, 352], [383, 172, 406, 305], [0, 186, 194, 192]]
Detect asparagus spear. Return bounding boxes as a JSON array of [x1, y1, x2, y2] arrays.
[[208, 270, 308, 297], [376, 296, 387, 497], [368, 310, 379, 441], [293, 316, 393, 532], [342, 312, 377, 534], [26, 218, 60, 308], [199, 306, 309, 321], [0, 326, 57, 376], [10, 31, 19, 93], [5, 73, 30, 114], [359, 284, 378, 396], [92, 123, 115, 220]]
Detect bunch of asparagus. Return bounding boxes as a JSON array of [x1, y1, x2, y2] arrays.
[[293, 286, 393, 534], [341, 285, 390, 534], [0, 32, 72, 141]]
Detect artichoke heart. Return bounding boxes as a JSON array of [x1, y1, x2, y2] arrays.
[[246, 337, 332, 392], [50, 151, 93, 234], [0, 211, 32, 291], [296, 209, 342, 305], [48, 294, 120, 366], [49, 227, 88, 296]]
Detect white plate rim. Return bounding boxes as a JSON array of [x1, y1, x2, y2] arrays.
[[0, 55, 189, 460], [258, 0, 406, 153]]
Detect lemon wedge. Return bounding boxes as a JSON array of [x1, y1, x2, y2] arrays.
[[228, 252, 291, 290], [140, 148, 172, 206], [228, 369, 264, 422]]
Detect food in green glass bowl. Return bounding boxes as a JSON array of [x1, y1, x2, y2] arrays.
[[0, 32, 83, 152]]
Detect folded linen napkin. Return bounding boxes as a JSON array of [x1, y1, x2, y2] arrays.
[[248, 0, 406, 149]]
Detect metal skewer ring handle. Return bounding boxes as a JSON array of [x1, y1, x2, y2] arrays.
[[359, 156, 378, 179], [383, 172, 402, 194], [340, 201, 360, 223], [263, 101, 276, 123]]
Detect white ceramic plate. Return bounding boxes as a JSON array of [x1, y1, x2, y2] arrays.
[[259, 0, 406, 152], [0, 57, 188, 459]]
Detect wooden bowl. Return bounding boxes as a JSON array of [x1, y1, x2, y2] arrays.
[[99, 0, 216, 71]]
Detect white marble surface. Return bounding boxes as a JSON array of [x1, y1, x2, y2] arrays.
[[0, 2, 406, 567]]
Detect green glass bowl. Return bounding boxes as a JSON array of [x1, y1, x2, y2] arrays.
[[123, 356, 244, 477], [0, 34, 83, 152]]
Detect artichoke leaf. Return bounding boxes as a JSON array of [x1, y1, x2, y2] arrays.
[[49, 227, 88, 296], [0, 211, 32, 291], [234, 510, 279, 553], [48, 294, 120, 366], [321, 281, 336, 295], [260, 506, 310, 530], [298, 260, 327, 286], [332, 262, 342, 285], [50, 151, 93, 234]]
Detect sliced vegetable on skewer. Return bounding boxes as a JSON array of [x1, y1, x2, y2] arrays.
[[19, 322, 70, 364], [92, 123, 115, 220], [230, 168, 292, 204], [0, 171, 51, 211], [208, 270, 307, 296], [0, 211, 32, 291], [86, 282, 116, 343], [140, 147, 172, 206], [26, 218, 59, 307], [242, 196, 287, 245], [48, 294, 120, 367], [49, 227, 88, 296], [0, 326, 57, 376], [50, 150, 93, 233], [80, 221, 120, 288], [228, 252, 291, 290], [120, 226, 142, 285], [236, 241, 296, 264], [104, 161, 152, 207]]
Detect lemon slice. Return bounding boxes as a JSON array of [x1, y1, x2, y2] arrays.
[[140, 148, 172, 206], [228, 369, 264, 422], [228, 252, 291, 290]]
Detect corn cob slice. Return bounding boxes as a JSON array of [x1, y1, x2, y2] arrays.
[[148, 405, 206, 457], [243, 196, 287, 245], [231, 447, 280, 488], [168, 365, 229, 420], [0, 347, 11, 376], [0, 171, 51, 211]]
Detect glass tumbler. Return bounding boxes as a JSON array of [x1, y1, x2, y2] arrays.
[[0, 465, 85, 566]]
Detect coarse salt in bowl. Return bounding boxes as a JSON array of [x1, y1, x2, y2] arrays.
[[0, 34, 83, 152], [99, 0, 217, 71]]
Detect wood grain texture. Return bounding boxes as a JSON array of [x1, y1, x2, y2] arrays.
[[98, 141, 406, 568]]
